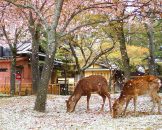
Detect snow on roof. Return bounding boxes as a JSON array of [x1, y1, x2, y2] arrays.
[[0, 42, 64, 65], [17, 42, 31, 52], [0, 42, 32, 53]]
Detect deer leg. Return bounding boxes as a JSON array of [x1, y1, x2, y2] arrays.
[[150, 93, 156, 114], [151, 94, 161, 114], [105, 92, 112, 112], [86, 94, 91, 112], [133, 97, 138, 116], [122, 97, 132, 116], [99, 94, 106, 112], [150, 99, 155, 114], [156, 96, 161, 114]]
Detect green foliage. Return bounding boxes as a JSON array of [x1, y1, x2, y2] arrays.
[[102, 44, 149, 70]]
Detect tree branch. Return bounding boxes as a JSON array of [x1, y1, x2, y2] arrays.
[[62, 20, 106, 37], [5, 0, 49, 31], [61, 2, 113, 33], [81, 42, 115, 71], [1, 25, 10, 45], [51, 0, 64, 31], [68, 41, 81, 72]]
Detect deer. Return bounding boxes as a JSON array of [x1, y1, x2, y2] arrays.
[[66, 75, 111, 113], [112, 75, 161, 118]]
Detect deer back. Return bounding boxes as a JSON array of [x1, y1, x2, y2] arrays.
[[74, 75, 108, 95]]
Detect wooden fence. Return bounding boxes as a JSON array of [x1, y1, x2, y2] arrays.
[[48, 84, 60, 95], [0, 83, 60, 96]]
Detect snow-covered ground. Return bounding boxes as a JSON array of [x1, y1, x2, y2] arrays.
[[0, 94, 162, 130]]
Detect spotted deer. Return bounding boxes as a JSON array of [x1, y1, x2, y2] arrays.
[[112, 75, 161, 118]]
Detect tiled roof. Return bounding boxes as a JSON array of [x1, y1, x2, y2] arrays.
[[0, 42, 63, 65], [0, 42, 32, 54]]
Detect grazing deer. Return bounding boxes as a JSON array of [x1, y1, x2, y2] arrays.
[[112, 75, 161, 118], [66, 75, 111, 113]]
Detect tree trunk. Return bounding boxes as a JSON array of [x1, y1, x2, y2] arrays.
[[10, 45, 16, 96], [31, 39, 39, 94], [117, 23, 131, 80], [145, 22, 157, 75], [34, 30, 57, 112], [31, 27, 40, 94], [33, 0, 67, 112], [34, 54, 55, 112], [64, 57, 68, 95], [29, 12, 40, 94]]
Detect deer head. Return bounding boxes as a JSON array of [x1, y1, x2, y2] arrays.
[[66, 96, 76, 112], [112, 99, 123, 118]]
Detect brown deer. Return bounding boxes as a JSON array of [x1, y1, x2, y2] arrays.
[[66, 75, 111, 113], [112, 75, 161, 118]]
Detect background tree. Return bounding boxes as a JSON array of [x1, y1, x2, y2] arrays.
[[66, 27, 115, 80], [130, 0, 162, 75], [0, 2, 27, 96]]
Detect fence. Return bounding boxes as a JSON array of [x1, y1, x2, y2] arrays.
[[0, 83, 60, 96], [48, 84, 60, 95], [0, 83, 32, 95]]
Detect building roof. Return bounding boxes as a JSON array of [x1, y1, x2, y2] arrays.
[[85, 68, 110, 71], [0, 42, 63, 65]]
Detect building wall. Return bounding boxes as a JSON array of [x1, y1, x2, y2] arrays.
[[0, 59, 11, 84], [0, 57, 61, 95], [17, 57, 32, 84], [84, 64, 111, 81], [0, 57, 32, 95], [0, 57, 32, 84]]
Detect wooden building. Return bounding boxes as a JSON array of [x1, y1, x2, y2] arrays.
[[84, 64, 112, 81], [68, 63, 116, 94], [0, 57, 32, 95], [0, 42, 62, 95]]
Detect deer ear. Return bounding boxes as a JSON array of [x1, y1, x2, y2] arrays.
[[71, 96, 75, 101], [147, 76, 154, 82]]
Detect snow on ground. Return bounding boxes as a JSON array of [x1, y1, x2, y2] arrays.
[[0, 94, 162, 130]]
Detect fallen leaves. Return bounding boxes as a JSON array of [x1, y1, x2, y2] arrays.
[[0, 94, 162, 130]]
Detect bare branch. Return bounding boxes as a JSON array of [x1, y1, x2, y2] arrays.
[[81, 42, 115, 71], [68, 40, 81, 72], [62, 20, 106, 37], [5, 0, 33, 9], [61, 2, 113, 33], [1, 25, 10, 44], [4, 0, 49, 31], [40, 0, 47, 11], [51, 0, 64, 30], [85, 38, 97, 64]]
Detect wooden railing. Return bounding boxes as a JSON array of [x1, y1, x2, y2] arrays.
[[0, 83, 60, 96], [48, 84, 60, 95], [0, 83, 32, 95]]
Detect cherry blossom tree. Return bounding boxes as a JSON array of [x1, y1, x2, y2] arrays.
[[0, 2, 27, 96]]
